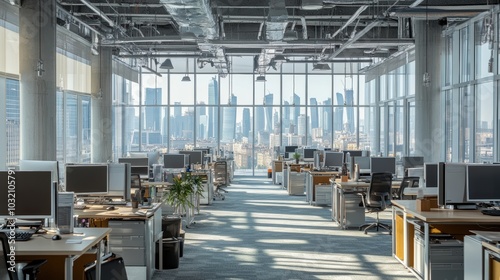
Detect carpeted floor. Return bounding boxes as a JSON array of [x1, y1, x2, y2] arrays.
[[152, 176, 415, 280]]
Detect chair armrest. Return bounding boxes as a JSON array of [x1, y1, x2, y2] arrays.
[[372, 191, 390, 209]]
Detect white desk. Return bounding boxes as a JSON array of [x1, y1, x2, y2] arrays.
[[16, 227, 111, 280]]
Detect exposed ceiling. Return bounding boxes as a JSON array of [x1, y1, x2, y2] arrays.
[[52, 0, 493, 75]]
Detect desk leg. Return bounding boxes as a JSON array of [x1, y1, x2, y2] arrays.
[[403, 211, 408, 268], [339, 189, 345, 229], [424, 222, 429, 280], [95, 240, 102, 280], [64, 257, 73, 280]]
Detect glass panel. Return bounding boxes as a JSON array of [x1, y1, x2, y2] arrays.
[[387, 70, 395, 99], [395, 100, 404, 159], [232, 107, 253, 173], [408, 99, 416, 155], [333, 75, 358, 105], [56, 91, 64, 163], [282, 73, 304, 106], [475, 82, 493, 163], [141, 74, 167, 105], [65, 93, 78, 163], [195, 104, 217, 147], [125, 106, 141, 152], [397, 66, 405, 97], [380, 75, 387, 101], [475, 19, 494, 79], [445, 35, 453, 86], [221, 74, 253, 106], [170, 74, 194, 105], [460, 27, 470, 83], [308, 74, 332, 106], [359, 106, 371, 151], [408, 61, 415, 96], [460, 87, 471, 162], [380, 106, 386, 156], [6, 79, 19, 167], [81, 95, 91, 163], [196, 74, 219, 105], [169, 106, 194, 152], [388, 103, 395, 157], [358, 75, 366, 105], [445, 90, 453, 161]]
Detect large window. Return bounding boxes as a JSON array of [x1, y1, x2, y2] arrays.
[[5, 78, 19, 167]]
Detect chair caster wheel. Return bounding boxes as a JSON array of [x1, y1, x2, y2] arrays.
[[222, 198, 225, 200]]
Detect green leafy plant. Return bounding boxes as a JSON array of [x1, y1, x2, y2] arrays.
[[293, 152, 301, 163], [163, 172, 204, 214]]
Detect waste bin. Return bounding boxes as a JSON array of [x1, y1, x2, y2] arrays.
[[267, 168, 272, 178], [162, 215, 182, 238], [155, 238, 180, 269]]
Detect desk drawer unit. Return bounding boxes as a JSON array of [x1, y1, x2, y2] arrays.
[[288, 173, 305, 195], [109, 220, 146, 266], [314, 185, 332, 205]]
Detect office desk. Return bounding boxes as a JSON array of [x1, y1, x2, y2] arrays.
[[332, 179, 400, 229], [16, 227, 110, 280], [75, 203, 162, 279], [305, 171, 338, 204], [391, 200, 500, 280]]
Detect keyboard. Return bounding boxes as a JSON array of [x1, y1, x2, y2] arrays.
[[481, 209, 500, 216], [0, 229, 35, 241], [74, 204, 87, 210]]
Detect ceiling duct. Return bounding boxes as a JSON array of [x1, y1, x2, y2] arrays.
[[301, 0, 324, 10], [160, 0, 218, 40], [198, 44, 229, 77], [389, 7, 485, 19], [266, 0, 288, 41]]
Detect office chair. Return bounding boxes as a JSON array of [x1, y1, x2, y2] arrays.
[[213, 161, 228, 200], [130, 174, 144, 203], [358, 172, 393, 235], [0, 232, 47, 280], [394, 176, 420, 200]]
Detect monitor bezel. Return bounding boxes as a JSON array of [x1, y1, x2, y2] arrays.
[[65, 164, 109, 195], [466, 164, 500, 202]]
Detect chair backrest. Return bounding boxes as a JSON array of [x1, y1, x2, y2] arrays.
[[0, 232, 17, 280], [367, 172, 393, 208], [397, 176, 420, 199], [130, 174, 141, 189]]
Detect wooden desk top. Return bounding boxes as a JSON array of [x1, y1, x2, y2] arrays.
[[308, 171, 340, 176], [75, 203, 161, 219], [392, 200, 500, 224], [16, 228, 111, 256], [331, 179, 401, 188]]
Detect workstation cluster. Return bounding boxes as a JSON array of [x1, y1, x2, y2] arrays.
[[0, 148, 233, 279]]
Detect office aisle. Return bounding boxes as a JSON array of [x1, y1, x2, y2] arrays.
[[152, 176, 415, 280]]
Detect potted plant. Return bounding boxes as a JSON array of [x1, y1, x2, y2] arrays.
[[293, 152, 301, 164], [163, 172, 204, 215]]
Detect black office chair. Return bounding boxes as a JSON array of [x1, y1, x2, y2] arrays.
[[0, 232, 47, 280], [394, 176, 420, 200], [130, 173, 145, 203], [359, 172, 393, 234]]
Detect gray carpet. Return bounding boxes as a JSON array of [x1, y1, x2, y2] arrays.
[[153, 176, 415, 280]]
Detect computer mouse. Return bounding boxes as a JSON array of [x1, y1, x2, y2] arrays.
[[106, 206, 115, 211], [52, 234, 62, 240]]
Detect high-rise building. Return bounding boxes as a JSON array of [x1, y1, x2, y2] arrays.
[[144, 88, 162, 131], [345, 89, 355, 133], [222, 94, 237, 142], [208, 77, 219, 138], [242, 108, 250, 138], [297, 114, 308, 136], [310, 98, 318, 129], [255, 107, 265, 133], [323, 98, 333, 132], [292, 93, 300, 129], [335, 92, 344, 131], [264, 93, 273, 132], [283, 101, 290, 133]]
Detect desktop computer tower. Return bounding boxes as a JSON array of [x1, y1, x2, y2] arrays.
[[57, 192, 74, 234]]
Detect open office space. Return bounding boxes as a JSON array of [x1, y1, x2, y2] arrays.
[[1, 0, 500, 280]]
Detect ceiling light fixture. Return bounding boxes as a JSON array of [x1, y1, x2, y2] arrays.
[[182, 58, 191, 82], [256, 75, 266, 82], [312, 63, 331, 71], [301, 0, 323, 10], [160, 59, 174, 69]]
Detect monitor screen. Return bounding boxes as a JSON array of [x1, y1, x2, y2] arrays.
[[323, 152, 344, 168], [19, 159, 59, 185], [353, 156, 370, 169], [118, 157, 149, 167], [179, 150, 203, 165], [131, 166, 149, 176], [0, 171, 53, 219], [128, 152, 160, 166], [424, 163, 438, 188], [467, 164, 500, 202], [285, 146, 298, 153], [164, 154, 188, 169], [370, 157, 396, 175], [65, 165, 108, 195], [402, 156, 425, 169], [107, 163, 130, 199], [303, 148, 316, 159]]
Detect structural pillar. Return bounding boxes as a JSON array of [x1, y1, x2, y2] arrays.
[[414, 20, 443, 162], [19, 0, 57, 161], [91, 47, 113, 163]]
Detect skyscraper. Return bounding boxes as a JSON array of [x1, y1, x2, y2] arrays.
[[283, 101, 290, 133], [323, 98, 333, 132], [309, 98, 318, 129], [242, 108, 250, 138], [292, 93, 300, 129], [345, 89, 355, 133], [297, 114, 308, 136], [264, 93, 273, 132], [221, 94, 237, 142], [335, 92, 344, 131], [255, 107, 265, 133], [208, 77, 219, 138], [145, 88, 162, 131]]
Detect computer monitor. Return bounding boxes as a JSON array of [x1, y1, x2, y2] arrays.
[[131, 166, 149, 177], [0, 171, 54, 219], [303, 148, 316, 159], [402, 156, 425, 169], [370, 157, 396, 175], [118, 157, 149, 167], [19, 159, 60, 185], [285, 146, 298, 155], [163, 154, 188, 169], [323, 152, 344, 168], [127, 152, 160, 166], [65, 165, 108, 195], [442, 163, 468, 205], [424, 163, 438, 188], [107, 163, 131, 200], [466, 164, 500, 202], [179, 150, 203, 165], [194, 148, 211, 163], [342, 150, 363, 163]]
